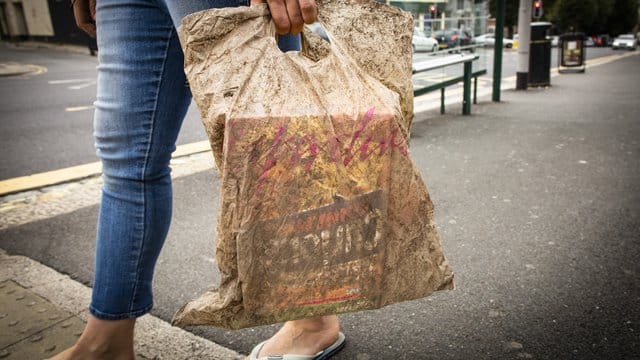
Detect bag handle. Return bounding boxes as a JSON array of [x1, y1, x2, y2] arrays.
[[310, 0, 416, 130], [179, 0, 415, 130]]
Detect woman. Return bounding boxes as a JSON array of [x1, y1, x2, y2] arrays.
[[54, 1, 344, 359]]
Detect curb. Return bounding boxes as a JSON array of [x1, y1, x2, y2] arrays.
[[0, 249, 243, 360]]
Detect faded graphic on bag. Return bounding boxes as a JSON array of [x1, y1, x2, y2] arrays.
[[172, 0, 454, 329]]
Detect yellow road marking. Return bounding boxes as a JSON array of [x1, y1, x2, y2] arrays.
[[0, 162, 103, 196], [0, 140, 212, 196], [23, 64, 47, 76], [171, 140, 210, 158]]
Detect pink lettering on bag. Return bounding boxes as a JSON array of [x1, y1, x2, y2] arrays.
[[227, 107, 409, 184]]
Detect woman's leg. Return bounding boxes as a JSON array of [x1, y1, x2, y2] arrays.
[[87, 0, 287, 323], [52, 0, 196, 357], [54, 0, 334, 357]]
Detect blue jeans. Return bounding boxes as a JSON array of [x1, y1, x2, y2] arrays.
[[91, 0, 300, 320]]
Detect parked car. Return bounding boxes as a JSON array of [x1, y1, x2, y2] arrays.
[[612, 34, 638, 50], [546, 35, 559, 47], [473, 33, 514, 48], [584, 36, 595, 47], [412, 28, 439, 52], [434, 29, 473, 50], [594, 34, 610, 47]]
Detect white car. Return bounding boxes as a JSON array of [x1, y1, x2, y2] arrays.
[[473, 33, 514, 48], [612, 34, 638, 50], [412, 28, 439, 52]]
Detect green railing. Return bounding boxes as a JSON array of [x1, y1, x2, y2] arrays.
[[412, 54, 486, 115]]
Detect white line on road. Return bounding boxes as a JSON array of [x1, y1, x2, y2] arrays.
[[49, 78, 97, 90], [48, 78, 95, 84], [69, 81, 97, 90], [65, 105, 94, 112]]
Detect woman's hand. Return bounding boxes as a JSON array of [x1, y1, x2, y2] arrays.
[[250, 0, 317, 35], [71, 0, 97, 38]]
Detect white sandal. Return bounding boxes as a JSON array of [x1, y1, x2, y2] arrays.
[[248, 332, 346, 360]]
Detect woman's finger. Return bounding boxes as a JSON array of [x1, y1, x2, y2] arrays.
[[72, 0, 96, 37], [285, 0, 304, 34], [252, 0, 317, 35], [266, 0, 291, 35], [297, 0, 317, 25]]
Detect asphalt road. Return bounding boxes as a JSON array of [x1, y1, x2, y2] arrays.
[[0, 42, 624, 180], [1, 51, 638, 359], [0, 43, 206, 180]]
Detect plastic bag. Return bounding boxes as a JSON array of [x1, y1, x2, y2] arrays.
[[172, 0, 454, 329]]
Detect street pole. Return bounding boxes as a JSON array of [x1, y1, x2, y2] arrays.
[[492, 0, 505, 102], [516, 0, 531, 90], [463, 61, 472, 115]]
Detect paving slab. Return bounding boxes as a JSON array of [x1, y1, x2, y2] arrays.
[[0, 280, 82, 353], [0, 251, 243, 360]]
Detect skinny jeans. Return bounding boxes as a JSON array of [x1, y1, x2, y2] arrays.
[[92, 0, 300, 320]]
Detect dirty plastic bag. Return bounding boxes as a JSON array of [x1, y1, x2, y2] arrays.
[[172, 0, 454, 329]]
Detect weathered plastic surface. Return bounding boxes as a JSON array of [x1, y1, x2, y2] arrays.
[[172, 0, 454, 329]]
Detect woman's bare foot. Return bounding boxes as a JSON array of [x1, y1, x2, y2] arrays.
[[256, 315, 340, 357], [49, 316, 135, 360]]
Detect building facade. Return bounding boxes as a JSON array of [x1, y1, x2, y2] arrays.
[[388, 0, 488, 35], [0, 0, 93, 46]]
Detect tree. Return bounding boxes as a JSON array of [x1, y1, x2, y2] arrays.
[[541, 0, 559, 21], [484, 0, 638, 36], [589, 0, 615, 34], [607, 0, 639, 35], [552, 0, 598, 32], [489, 0, 519, 37]]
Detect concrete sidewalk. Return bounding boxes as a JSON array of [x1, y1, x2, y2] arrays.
[[0, 250, 242, 359], [1, 51, 639, 359]]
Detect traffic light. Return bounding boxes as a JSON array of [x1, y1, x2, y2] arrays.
[[429, 4, 437, 19], [533, 0, 543, 19]]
